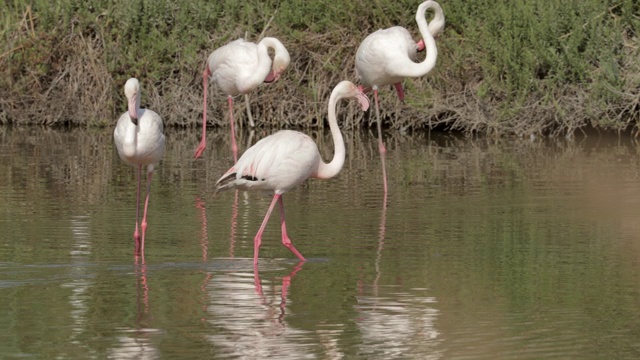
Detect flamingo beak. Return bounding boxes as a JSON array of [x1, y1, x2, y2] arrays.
[[355, 91, 370, 111], [263, 70, 277, 83], [128, 94, 138, 125]]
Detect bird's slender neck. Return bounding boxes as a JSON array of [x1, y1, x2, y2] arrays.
[[314, 90, 346, 180], [427, 2, 445, 37], [398, 1, 439, 78], [259, 37, 287, 60], [128, 92, 141, 122]]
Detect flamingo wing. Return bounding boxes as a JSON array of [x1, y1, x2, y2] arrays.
[[208, 39, 266, 95], [135, 109, 165, 165], [356, 27, 418, 86], [215, 130, 319, 194]]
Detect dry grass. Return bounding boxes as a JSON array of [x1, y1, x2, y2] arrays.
[[1, 0, 639, 136]]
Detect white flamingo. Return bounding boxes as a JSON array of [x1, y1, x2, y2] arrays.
[[355, 0, 444, 193], [214, 81, 370, 265], [114, 78, 165, 255], [196, 37, 291, 161]]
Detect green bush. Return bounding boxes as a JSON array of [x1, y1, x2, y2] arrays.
[[1, 0, 638, 135]]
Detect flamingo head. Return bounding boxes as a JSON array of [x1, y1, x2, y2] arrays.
[[416, 0, 445, 53], [264, 48, 291, 83], [338, 81, 370, 111], [124, 78, 140, 124]]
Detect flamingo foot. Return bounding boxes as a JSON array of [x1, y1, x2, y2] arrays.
[[282, 236, 306, 262], [194, 139, 206, 159], [253, 235, 263, 266], [253, 265, 264, 296]]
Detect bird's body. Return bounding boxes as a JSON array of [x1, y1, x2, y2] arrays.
[[355, 1, 444, 91], [114, 78, 165, 255], [215, 80, 370, 265], [356, 26, 421, 88], [114, 109, 165, 168], [196, 37, 291, 160], [355, 0, 444, 194], [207, 38, 279, 96], [216, 130, 319, 194]]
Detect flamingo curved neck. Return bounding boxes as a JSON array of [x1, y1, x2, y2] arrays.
[[397, 1, 439, 78], [428, 2, 445, 37], [260, 37, 289, 82], [128, 92, 141, 121], [259, 37, 286, 59], [122, 118, 139, 158], [237, 37, 285, 93], [236, 41, 272, 93], [314, 90, 345, 180]]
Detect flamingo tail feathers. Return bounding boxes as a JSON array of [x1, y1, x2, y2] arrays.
[[214, 171, 237, 194]]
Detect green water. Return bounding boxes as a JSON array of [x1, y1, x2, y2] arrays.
[[1, 127, 640, 359]]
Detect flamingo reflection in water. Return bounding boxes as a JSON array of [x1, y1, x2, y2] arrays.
[[204, 262, 307, 358], [107, 255, 161, 359], [355, 196, 442, 358]]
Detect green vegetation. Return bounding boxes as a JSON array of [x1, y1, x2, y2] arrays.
[[1, 0, 638, 136]]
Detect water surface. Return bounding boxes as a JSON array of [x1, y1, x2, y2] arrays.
[[1, 126, 640, 359]]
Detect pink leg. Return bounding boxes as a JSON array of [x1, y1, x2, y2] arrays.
[[253, 263, 264, 297], [195, 197, 209, 262], [229, 190, 239, 258], [277, 196, 306, 262], [280, 261, 304, 304], [194, 67, 210, 159], [373, 88, 388, 195], [134, 164, 142, 255], [380, 149, 388, 195], [228, 95, 238, 162], [253, 194, 280, 265], [139, 169, 154, 255], [393, 82, 405, 103]]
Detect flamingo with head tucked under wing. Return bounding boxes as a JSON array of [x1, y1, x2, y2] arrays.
[[114, 78, 166, 255], [196, 37, 291, 161], [214, 81, 370, 265], [355, 0, 444, 194]]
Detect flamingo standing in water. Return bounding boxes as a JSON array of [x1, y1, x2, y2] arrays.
[[214, 81, 370, 265], [114, 78, 166, 255], [195, 37, 291, 161], [355, 0, 444, 194]]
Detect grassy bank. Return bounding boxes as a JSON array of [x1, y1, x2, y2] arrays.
[[1, 0, 639, 136]]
